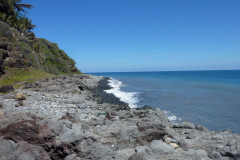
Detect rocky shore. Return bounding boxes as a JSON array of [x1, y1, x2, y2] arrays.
[[0, 74, 240, 160]]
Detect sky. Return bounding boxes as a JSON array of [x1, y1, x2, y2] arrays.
[[23, 0, 240, 73]]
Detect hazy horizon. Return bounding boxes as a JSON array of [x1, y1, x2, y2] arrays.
[[88, 68, 240, 74]]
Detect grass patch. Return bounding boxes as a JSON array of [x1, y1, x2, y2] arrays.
[[0, 68, 55, 88]]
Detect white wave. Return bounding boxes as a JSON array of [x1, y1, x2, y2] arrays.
[[164, 111, 182, 122], [104, 78, 139, 108]]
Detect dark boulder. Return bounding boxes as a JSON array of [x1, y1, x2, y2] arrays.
[[78, 85, 84, 91], [0, 61, 4, 76], [0, 85, 14, 93], [136, 105, 153, 110], [0, 41, 8, 50], [172, 121, 195, 129]]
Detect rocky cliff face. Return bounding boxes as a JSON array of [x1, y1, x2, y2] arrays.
[[0, 21, 80, 77]]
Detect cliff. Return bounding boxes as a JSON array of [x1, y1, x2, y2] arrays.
[[0, 21, 80, 77]]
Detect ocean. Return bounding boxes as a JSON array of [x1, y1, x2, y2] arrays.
[[91, 70, 240, 134]]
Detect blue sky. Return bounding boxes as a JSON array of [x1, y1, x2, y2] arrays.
[[23, 0, 240, 72]]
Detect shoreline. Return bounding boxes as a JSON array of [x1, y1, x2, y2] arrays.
[[91, 77, 130, 110], [0, 74, 239, 160]]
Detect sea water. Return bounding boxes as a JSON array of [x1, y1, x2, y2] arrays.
[[91, 70, 240, 134]]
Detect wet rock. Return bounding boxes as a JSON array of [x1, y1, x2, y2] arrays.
[[136, 105, 153, 110], [0, 85, 14, 93], [173, 121, 195, 129]]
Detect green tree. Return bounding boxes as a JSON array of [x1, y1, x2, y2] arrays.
[[12, 0, 33, 12], [0, 0, 32, 21], [0, 0, 14, 21]]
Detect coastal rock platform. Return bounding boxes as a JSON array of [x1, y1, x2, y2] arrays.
[[0, 74, 240, 160]]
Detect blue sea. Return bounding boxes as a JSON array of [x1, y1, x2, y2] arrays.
[[91, 70, 240, 134]]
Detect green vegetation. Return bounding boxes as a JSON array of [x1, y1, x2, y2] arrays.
[[0, 0, 34, 39], [0, 68, 54, 88], [34, 38, 80, 74], [0, 0, 81, 85]]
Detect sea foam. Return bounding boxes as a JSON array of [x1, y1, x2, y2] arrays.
[[104, 78, 180, 122], [104, 78, 139, 108], [164, 111, 182, 122]]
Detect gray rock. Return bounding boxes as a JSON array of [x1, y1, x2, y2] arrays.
[[56, 127, 83, 144], [90, 143, 115, 160], [209, 151, 222, 160], [64, 154, 81, 160], [0, 139, 16, 160], [62, 119, 73, 129], [173, 121, 195, 129], [136, 146, 148, 154], [224, 146, 231, 154], [212, 134, 224, 140], [164, 128, 181, 142], [155, 108, 169, 128], [196, 125, 209, 132], [14, 142, 50, 160], [149, 140, 174, 154], [0, 102, 3, 109], [196, 149, 209, 159], [117, 148, 135, 159], [185, 149, 209, 159], [128, 153, 147, 160], [186, 134, 196, 139]]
